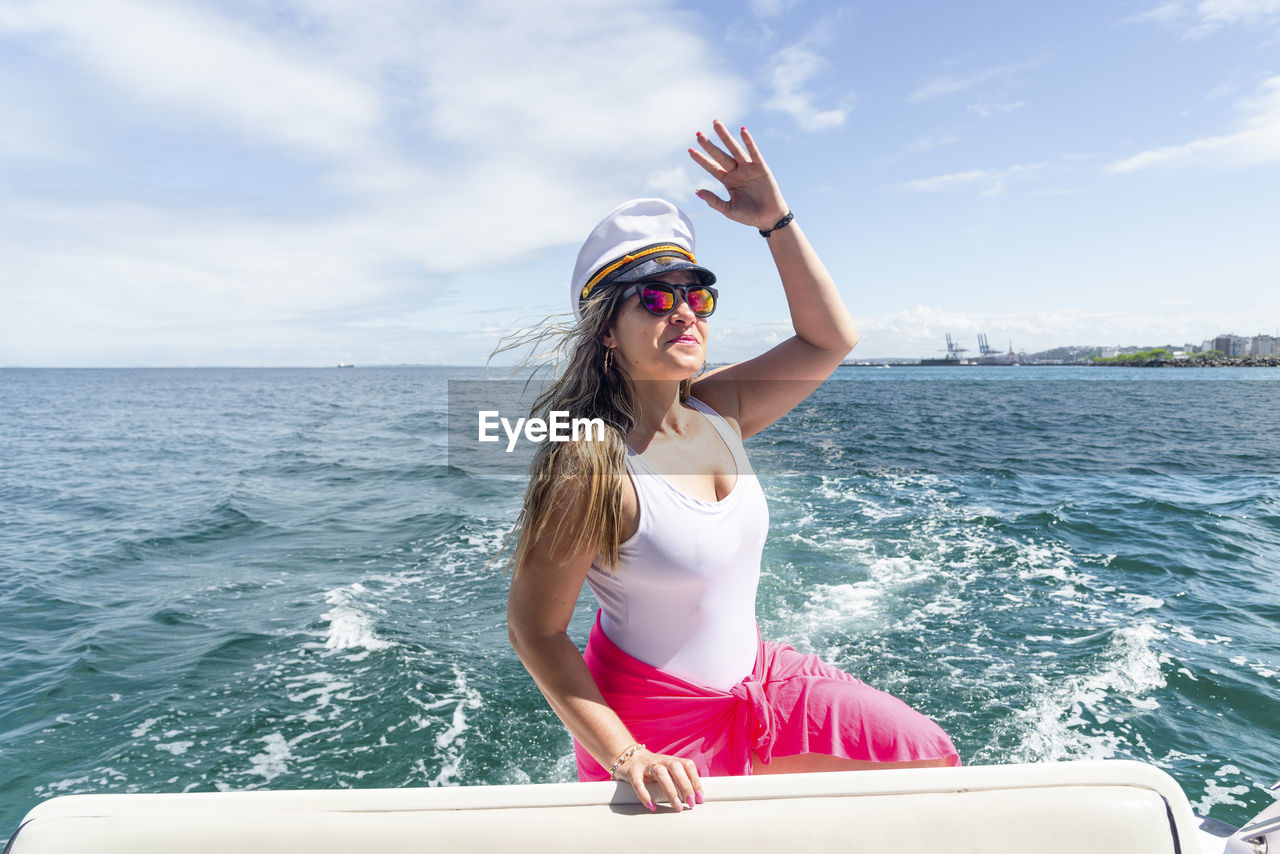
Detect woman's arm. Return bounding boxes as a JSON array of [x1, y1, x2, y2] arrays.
[[689, 120, 859, 439], [506, 464, 702, 811]]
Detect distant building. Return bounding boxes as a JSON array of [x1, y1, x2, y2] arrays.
[[1251, 335, 1275, 357], [1214, 334, 1250, 357]]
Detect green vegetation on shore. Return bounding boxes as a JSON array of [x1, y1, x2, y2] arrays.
[[1092, 347, 1172, 364], [1092, 349, 1280, 367]]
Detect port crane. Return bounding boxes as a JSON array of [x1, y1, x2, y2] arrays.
[[940, 333, 967, 360]]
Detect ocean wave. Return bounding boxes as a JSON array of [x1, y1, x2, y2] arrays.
[[410, 664, 485, 788], [6, 367, 1280, 834], [102, 498, 274, 566], [1008, 622, 1168, 763], [320, 584, 392, 658]]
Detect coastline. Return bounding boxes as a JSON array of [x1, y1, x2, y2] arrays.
[[1092, 356, 1280, 368], [840, 357, 1280, 368]]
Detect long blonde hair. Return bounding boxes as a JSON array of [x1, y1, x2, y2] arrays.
[[493, 286, 692, 573]]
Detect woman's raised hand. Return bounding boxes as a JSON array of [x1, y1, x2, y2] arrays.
[[615, 747, 704, 813], [689, 119, 790, 232]]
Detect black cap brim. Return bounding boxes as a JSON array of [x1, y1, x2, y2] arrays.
[[608, 254, 716, 287]]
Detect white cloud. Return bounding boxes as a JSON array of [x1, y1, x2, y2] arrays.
[[884, 134, 961, 162], [704, 322, 793, 364], [902, 169, 992, 191], [410, 4, 739, 155], [763, 44, 851, 130], [1198, 0, 1280, 26], [644, 165, 703, 202], [1118, 0, 1280, 33], [967, 100, 1027, 118], [0, 0, 749, 365], [1115, 2, 1190, 26], [901, 163, 1043, 197], [0, 0, 379, 154], [909, 61, 1041, 103], [1108, 75, 1280, 172], [0, 87, 81, 161], [749, 0, 800, 17]]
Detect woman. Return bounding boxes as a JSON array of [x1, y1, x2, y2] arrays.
[[505, 120, 959, 814]]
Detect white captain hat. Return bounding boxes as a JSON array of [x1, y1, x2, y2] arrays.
[[569, 198, 716, 320]]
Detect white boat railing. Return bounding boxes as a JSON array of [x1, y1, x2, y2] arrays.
[[3, 760, 1260, 854]]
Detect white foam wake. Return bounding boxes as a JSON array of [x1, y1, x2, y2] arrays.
[[321, 583, 391, 657], [1012, 621, 1168, 762]]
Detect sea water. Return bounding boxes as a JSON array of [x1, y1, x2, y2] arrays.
[[1, 365, 1277, 841]]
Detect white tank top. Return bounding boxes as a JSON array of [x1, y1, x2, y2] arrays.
[[585, 397, 769, 691]]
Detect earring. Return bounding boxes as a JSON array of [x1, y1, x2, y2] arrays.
[[603, 348, 614, 375]]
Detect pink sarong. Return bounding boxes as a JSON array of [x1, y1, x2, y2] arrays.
[[576, 613, 960, 780]]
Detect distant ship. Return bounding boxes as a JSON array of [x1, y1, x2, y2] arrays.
[[337, 363, 355, 368], [976, 333, 1018, 366]]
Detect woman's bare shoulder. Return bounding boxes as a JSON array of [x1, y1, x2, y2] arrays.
[[690, 373, 744, 438]]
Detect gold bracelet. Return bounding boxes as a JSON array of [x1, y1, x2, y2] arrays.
[[608, 742, 645, 779]]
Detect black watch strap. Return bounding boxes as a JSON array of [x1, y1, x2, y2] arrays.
[[759, 211, 794, 238]]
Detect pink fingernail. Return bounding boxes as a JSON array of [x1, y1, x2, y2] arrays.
[[695, 790, 705, 804], [686, 795, 695, 809], [647, 800, 656, 812]]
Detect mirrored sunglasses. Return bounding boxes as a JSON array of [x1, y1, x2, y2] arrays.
[[618, 281, 718, 318]]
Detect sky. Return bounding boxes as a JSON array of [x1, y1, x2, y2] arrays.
[[1, 0, 1278, 367]]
